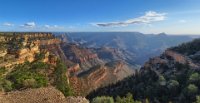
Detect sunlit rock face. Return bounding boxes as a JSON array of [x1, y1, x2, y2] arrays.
[[0, 33, 61, 68]]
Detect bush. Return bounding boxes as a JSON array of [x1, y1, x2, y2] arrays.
[[22, 78, 36, 87], [2, 79, 13, 92], [186, 84, 198, 96], [189, 73, 200, 83], [0, 67, 12, 92], [35, 53, 45, 60], [158, 75, 166, 86], [31, 61, 49, 70], [194, 96, 200, 103], [92, 96, 114, 103], [54, 60, 73, 96], [116, 93, 141, 103], [9, 71, 48, 89], [5, 60, 50, 90], [167, 80, 179, 88], [0, 67, 6, 76], [0, 78, 12, 92]]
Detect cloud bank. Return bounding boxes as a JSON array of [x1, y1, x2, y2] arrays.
[[95, 11, 167, 27], [0, 21, 67, 31], [21, 22, 36, 28]]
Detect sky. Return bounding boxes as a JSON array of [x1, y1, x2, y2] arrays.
[[0, 0, 200, 34]]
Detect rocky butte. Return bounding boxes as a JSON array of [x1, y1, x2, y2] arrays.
[[0, 32, 60, 68]]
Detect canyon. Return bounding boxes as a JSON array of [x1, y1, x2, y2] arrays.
[[87, 38, 200, 103], [0, 32, 197, 103], [0, 32, 134, 97], [65, 32, 192, 65]]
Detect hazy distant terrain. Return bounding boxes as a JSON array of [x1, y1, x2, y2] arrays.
[[64, 32, 193, 66]]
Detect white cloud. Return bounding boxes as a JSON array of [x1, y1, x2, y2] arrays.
[[44, 24, 62, 29], [21, 22, 36, 28], [94, 11, 167, 27], [2, 22, 14, 26], [54, 25, 58, 28], [44, 25, 51, 28], [179, 20, 187, 23]]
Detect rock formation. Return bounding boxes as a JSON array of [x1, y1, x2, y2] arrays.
[[70, 61, 134, 96], [0, 32, 61, 68], [0, 87, 89, 103], [0, 32, 135, 99]]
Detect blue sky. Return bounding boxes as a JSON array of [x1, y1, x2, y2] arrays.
[[0, 0, 200, 34]]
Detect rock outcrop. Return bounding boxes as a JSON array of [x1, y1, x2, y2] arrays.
[[70, 61, 134, 96], [61, 43, 104, 71], [0, 32, 61, 68], [0, 87, 89, 103], [93, 47, 137, 66], [61, 43, 99, 63], [164, 50, 187, 64]]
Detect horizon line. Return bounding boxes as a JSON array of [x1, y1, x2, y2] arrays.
[[0, 31, 200, 35]]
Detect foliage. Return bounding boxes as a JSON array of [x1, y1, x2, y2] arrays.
[[167, 80, 179, 89], [194, 96, 200, 103], [0, 67, 12, 92], [0, 67, 6, 76], [9, 71, 48, 89], [1, 56, 74, 97], [170, 38, 200, 55], [189, 73, 200, 83], [92, 96, 114, 103], [6, 61, 49, 90], [35, 53, 45, 60], [115, 93, 141, 103], [1, 79, 13, 91], [31, 61, 49, 70], [186, 84, 198, 96], [158, 75, 166, 86], [87, 62, 200, 103], [54, 60, 73, 96]]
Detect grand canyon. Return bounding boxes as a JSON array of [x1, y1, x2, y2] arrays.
[[1, 0, 200, 103]]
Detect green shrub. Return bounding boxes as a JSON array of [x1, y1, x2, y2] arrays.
[[167, 80, 179, 88], [22, 78, 36, 87], [116, 93, 141, 103], [186, 84, 198, 96], [31, 61, 49, 70], [2, 79, 13, 92], [0, 78, 13, 92], [158, 75, 166, 86], [0, 67, 6, 76], [5, 60, 51, 90], [9, 71, 48, 89], [92, 96, 114, 103], [189, 73, 200, 83], [194, 96, 200, 103], [35, 53, 45, 60], [54, 60, 73, 96], [0, 67, 12, 92]]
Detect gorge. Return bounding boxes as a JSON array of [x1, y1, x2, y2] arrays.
[[0, 32, 197, 103]]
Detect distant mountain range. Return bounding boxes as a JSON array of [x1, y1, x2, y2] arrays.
[[61, 32, 193, 66]]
